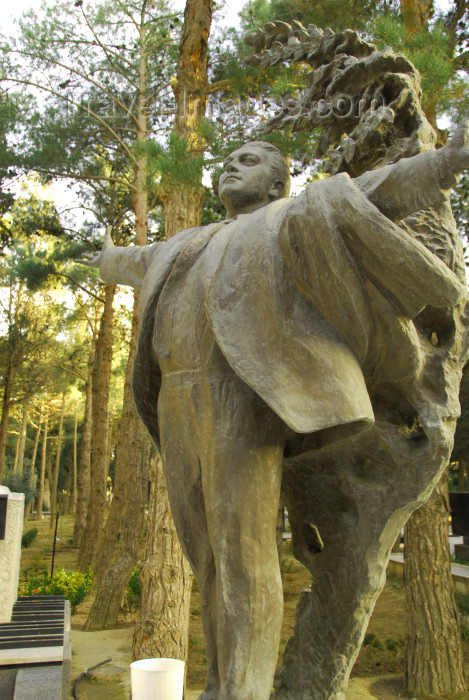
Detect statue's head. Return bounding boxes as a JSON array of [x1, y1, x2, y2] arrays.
[[219, 141, 290, 219]]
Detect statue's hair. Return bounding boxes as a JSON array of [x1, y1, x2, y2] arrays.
[[237, 141, 291, 198]]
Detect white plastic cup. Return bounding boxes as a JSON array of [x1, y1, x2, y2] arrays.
[[130, 658, 185, 700]]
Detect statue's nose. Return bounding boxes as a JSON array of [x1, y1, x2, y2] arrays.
[[225, 162, 238, 172]]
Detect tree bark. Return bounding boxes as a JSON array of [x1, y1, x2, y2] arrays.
[[400, 0, 434, 35], [91, 295, 145, 587], [85, 414, 148, 630], [36, 411, 48, 520], [159, 0, 212, 237], [78, 284, 115, 572], [73, 335, 95, 547], [50, 394, 66, 528], [24, 406, 42, 521], [133, 0, 213, 664], [84, 8, 154, 623], [0, 359, 14, 482], [71, 401, 78, 514], [398, 5, 466, 693], [404, 469, 467, 696], [133, 454, 193, 660], [15, 406, 28, 476]]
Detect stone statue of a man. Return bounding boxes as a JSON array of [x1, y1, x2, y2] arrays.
[[80, 115, 469, 700]]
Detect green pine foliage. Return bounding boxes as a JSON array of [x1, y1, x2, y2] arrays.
[[372, 15, 456, 116]]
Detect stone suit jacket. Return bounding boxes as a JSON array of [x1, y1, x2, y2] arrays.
[[99, 149, 466, 451]]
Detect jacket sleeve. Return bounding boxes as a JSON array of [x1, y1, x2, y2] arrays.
[[99, 242, 162, 290], [288, 175, 465, 323], [355, 149, 458, 221], [332, 174, 465, 314]]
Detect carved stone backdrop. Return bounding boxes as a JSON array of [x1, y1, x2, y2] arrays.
[[244, 20, 469, 699]]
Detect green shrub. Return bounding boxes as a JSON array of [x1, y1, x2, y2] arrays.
[[363, 632, 384, 650], [363, 632, 377, 646], [18, 568, 93, 611], [21, 527, 38, 548], [385, 638, 399, 653], [123, 566, 142, 612]]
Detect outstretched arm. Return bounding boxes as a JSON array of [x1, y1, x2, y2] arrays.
[[356, 110, 469, 221], [76, 227, 161, 290]]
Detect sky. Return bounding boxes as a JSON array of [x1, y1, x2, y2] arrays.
[[1, 0, 457, 213], [4, 0, 242, 32], [2, 0, 245, 226]]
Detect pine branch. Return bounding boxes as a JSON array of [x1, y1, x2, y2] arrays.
[[208, 78, 231, 94], [9, 46, 138, 120], [58, 273, 105, 303], [5, 60, 139, 158], [453, 49, 469, 72], [26, 165, 135, 192], [79, 8, 140, 96]]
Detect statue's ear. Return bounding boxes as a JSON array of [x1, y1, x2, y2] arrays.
[[269, 179, 285, 200]]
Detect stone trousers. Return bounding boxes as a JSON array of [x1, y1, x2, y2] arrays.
[[157, 367, 289, 700]]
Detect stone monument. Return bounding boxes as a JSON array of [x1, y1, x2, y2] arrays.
[[79, 24, 469, 700], [0, 486, 24, 624]]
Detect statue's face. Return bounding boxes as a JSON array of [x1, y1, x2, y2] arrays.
[[219, 145, 278, 216]]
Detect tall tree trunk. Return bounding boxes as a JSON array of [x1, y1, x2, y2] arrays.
[[84, 12, 152, 622], [401, 0, 434, 35], [0, 359, 14, 482], [85, 416, 148, 630], [159, 0, 212, 237], [50, 394, 66, 528], [15, 406, 28, 476], [133, 0, 213, 664], [36, 411, 48, 520], [24, 406, 42, 521], [91, 296, 144, 587], [399, 5, 466, 692], [12, 429, 20, 473], [133, 455, 193, 660], [78, 284, 115, 572], [73, 337, 95, 547], [71, 401, 78, 514], [404, 469, 467, 696]]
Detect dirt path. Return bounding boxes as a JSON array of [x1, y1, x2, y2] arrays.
[[20, 516, 467, 699], [71, 625, 404, 699]]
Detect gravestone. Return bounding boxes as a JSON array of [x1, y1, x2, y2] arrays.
[[0, 487, 24, 624], [450, 492, 469, 562]]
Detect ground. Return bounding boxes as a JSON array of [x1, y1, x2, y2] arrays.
[[18, 514, 469, 699]]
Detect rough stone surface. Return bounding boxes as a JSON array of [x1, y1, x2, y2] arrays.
[[0, 487, 24, 623], [245, 21, 435, 178], [14, 666, 63, 699], [82, 42, 469, 697]]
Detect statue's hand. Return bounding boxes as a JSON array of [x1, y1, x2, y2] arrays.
[[75, 226, 115, 267], [444, 109, 469, 174]]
